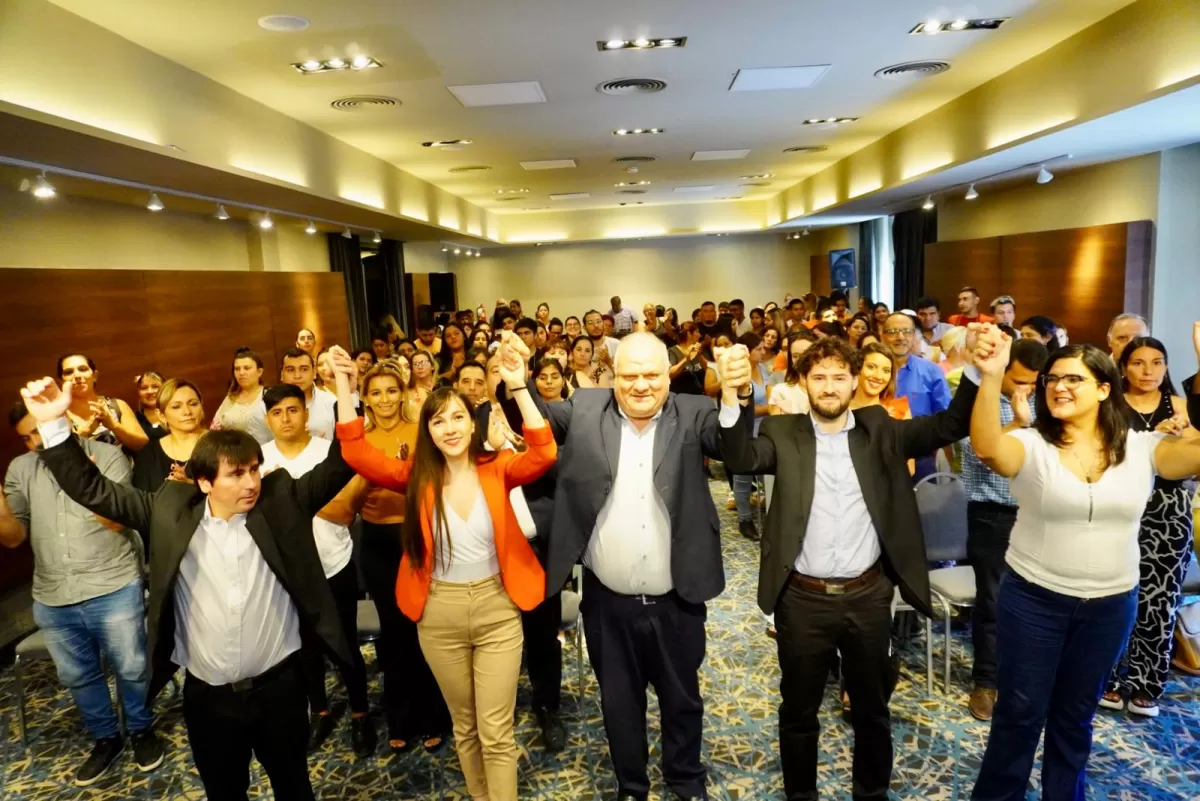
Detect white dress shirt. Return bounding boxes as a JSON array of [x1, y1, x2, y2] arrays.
[[306, 389, 337, 441], [260, 438, 354, 579], [583, 410, 674, 595], [734, 316, 754, 336]]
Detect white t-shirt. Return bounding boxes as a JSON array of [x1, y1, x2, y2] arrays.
[[1005, 428, 1164, 599], [769, 382, 810, 415], [260, 438, 354, 579], [306, 389, 337, 441]]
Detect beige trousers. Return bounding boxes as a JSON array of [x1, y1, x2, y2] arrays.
[[418, 575, 524, 801]]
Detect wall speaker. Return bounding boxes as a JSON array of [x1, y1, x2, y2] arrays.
[[829, 248, 856, 290]]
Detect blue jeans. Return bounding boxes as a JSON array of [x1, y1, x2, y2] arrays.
[[732, 473, 755, 523], [31, 580, 154, 740], [971, 570, 1136, 801]]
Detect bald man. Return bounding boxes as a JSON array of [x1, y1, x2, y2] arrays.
[[500, 332, 727, 801]]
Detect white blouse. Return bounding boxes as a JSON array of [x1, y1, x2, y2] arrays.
[[432, 492, 500, 583], [1005, 428, 1164, 599], [770, 381, 810, 415]]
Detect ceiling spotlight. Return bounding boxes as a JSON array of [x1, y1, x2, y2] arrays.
[[299, 60, 321, 72], [423, 139, 473, 148], [495, 188, 530, 194], [147, 193, 164, 211], [596, 37, 687, 51], [613, 127, 663, 136], [965, 183, 979, 200], [1037, 166, 1054, 184], [739, 173, 774, 180], [372, 231, 382, 244], [949, 19, 970, 30], [475, 251, 482, 257], [258, 214, 274, 230], [604, 39, 625, 49], [454, 248, 461, 255], [342, 227, 353, 239], [802, 228, 810, 236], [614, 180, 651, 187], [327, 57, 346, 68], [922, 195, 935, 210], [31, 172, 56, 199], [803, 117, 857, 125], [909, 17, 1008, 34], [633, 38, 651, 47], [658, 38, 679, 47], [922, 20, 942, 34], [215, 204, 230, 220], [305, 220, 317, 234], [351, 54, 372, 69]]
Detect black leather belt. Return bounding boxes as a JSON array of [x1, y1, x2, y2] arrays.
[[190, 652, 298, 693], [790, 563, 882, 596]]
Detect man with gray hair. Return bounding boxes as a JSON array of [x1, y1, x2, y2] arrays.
[[1107, 313, 1149, 361], [500, 331, 725, 801]]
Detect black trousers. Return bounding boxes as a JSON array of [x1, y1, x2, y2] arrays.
[[522, 536, 562, 712], [581, 569, 707, 801], [776, 570, 894, 801], [359, 521, 451, 740], [966, 502, 1018, 689], [301, 561, 369, 715], [182, 654, 313, 801]]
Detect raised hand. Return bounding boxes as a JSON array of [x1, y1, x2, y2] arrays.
[[1192, 321, 1200, 362], [497, 331, 528, 388], [971, 323, 1010, 376], [329, 345, 358, 383], [718, 345, 752, 406], [1011, 385, 1033, 427], [20, 377, 73, 422]]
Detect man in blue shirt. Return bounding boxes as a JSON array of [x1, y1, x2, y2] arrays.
[[959, 338, 1047, 721], [883, 312, 950, 479]]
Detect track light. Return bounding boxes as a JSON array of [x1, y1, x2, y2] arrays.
[[965, 184, 978, 200], [802, 228, 810, 236], [441, 246, 449, 252], [305, 220, 317, 234], [475, 250, 482, 257], [1036, 166, 1054, 184], [341, 227, 353, 239], [454, 248, 462, 255], [258, 214, 274, 230], [372, 231, 382, 244], [215, 204, 230, 220], [31, 172, 56, 199], [922, 195, 935, 211], [147, 193, 164, 211]]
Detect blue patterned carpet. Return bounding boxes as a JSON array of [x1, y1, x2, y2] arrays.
[[2, 479, 1200, 800]]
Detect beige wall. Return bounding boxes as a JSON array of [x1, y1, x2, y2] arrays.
[[1151, 143, 1200, 370], [0, 186, 328, 272], [403, 241, 450, 275], [936, 154, 1161, 242], [447, 234, 814, 320]]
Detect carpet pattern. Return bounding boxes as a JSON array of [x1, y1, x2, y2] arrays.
[[2, 480, 1200, 800]]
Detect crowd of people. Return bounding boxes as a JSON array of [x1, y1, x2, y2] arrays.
[[1, 285, 1198, 801]]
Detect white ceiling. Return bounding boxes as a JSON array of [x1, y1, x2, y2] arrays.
[[45, 0, 1135, 215]]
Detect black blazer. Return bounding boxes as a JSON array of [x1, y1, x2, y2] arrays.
[[535, 388, 727, 604], [721, 378, 980, 618], [37, 432, 357, 699]]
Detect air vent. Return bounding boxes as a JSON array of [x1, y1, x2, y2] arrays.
[[783, 145, 828, 154], [449, 166, 492, 173], [616, 189, 648, 195], [874, 61, 951, 82], [597, 78, 668, 96], [331, 95, 400, 111], [613, 156, 656, 164]]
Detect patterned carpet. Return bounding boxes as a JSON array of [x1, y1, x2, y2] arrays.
[[2, 479, 1200, 800]]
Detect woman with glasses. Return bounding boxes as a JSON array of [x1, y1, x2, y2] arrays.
[[410, 350, 437, 403], [968, 327, 1200, 801], [1099, 336, 1196, 718]]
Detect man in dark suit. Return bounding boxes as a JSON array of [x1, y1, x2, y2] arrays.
[[717, 335, 987, 801], [18, 351, 364, 801], [501, 332, 724, 801]]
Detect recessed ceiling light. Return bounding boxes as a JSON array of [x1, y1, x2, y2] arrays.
[[292, 56, 381, 74], [616, 189, 647, 195], [908, 18, 1008, 34], [613, 128, 663, 136], [521, 159, 577, 171], [330, 95, 400, 111], [613, 156, 656, 163], [692, 150, 750, 161], [448, 81, 547, 107], [423, 139, 474, 148], [495, 188, 530, 194], [803, 117, 857, 125], [596, 37, 687, 51], [783, 146, 828, 154], [551, 192, 591, 200], [258, 15, 310, 32], [739, 173, 773, 180], [448, 165, 492, 173], [614, 181, 651, 187], [495, 197, 525, 202], [728, 65, 831, 92]]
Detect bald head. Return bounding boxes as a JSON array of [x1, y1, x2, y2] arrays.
[[614, 332, 669, 372], [612, 333, 670, 421]]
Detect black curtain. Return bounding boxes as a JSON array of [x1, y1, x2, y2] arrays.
[[891, 208, 937, 312], [377, 239, 409, 337], [857, 220, 876, 305], [328, 232, 369, 349]]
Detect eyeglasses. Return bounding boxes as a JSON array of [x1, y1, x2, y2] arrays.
[[883, 328, 915, 336], [1040, 374, 1096, 390]]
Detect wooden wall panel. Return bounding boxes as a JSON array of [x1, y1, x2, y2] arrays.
[[923, 238, 1002, 314], [810, 254, 831, 297], [0, 268, 347, 594]]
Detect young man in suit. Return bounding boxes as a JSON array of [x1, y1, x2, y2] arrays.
[[716, 332, 992, 801], [500, 331, 724, 801], [18, 349, 364, 801]]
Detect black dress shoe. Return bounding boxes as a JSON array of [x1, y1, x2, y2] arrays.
[[738, 519, 760, 541], [350, 714, 377, 757], [536, 707, 567, 752], [307, 711, 338, 753]]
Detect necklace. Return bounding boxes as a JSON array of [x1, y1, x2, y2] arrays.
[[1066, 447, 1097, 523]]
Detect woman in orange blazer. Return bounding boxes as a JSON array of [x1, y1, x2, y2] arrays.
[[336, 333, 555, 801]]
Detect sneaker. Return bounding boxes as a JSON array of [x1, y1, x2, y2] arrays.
[[536, 707, 567, 753], [968, 686, 998, 721], [738, 520, 760, 542], [1128, 695, 1160, 718], [1097, 691, 1126, 712], [75, 736, 124, 787], [350, 714, 377, 757], [307, 710, 339, 753], [130, 728, 165, 772]]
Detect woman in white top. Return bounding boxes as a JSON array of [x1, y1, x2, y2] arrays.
[[211, 347, 272, 444], [968, 329, 1200, 801], [768, 333, 814, 416]]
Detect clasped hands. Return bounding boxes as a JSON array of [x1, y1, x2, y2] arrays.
[[716, 345, 754, 406]]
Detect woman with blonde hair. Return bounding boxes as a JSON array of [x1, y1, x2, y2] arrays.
[[133, 371, 167, 442]]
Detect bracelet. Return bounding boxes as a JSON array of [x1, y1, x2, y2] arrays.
[[736, 389, 753, 400], [509, 386, 529, 393]]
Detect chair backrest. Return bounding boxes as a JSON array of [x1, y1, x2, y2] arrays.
[[915, 472, 969, 563]]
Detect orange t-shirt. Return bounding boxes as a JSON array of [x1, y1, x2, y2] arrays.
[[357, 420, 420, 524], [773, 351, 788, 372], [947, 313, 994, 326]]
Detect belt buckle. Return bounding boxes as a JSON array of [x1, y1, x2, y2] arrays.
[[638, 594, 658, 605], [825, 582, 846, 596], [231, 677, 253, 692]]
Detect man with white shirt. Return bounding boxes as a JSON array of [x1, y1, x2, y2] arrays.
[[717, 336, 986, 801], [259, 383, 374, 757], [19, 351, 363, 801], [584, 309, 621, 366], [506, 332, 725, 801], [280, 347, 337, 440], [729, 298, 753, 336]]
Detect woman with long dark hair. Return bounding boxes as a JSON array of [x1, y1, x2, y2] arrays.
[[1099, 336, 1196, 717], [567, 335, 613, 389], [872, 302, 891, 336], [336, 334, 555, 801], [969, 331, 1200, 801], [57, 353, 149, 451], [212, 347, 271, 444], [846, 313, 873, 349], [533, 357, 570, 402], [436, 323, 468, 383], [667, 322, 708, 396]]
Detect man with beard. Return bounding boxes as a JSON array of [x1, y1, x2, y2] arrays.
[[716, 333, 991, 801]]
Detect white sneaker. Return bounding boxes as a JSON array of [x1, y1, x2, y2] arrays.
[[1097, 693, 1125, 711]]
